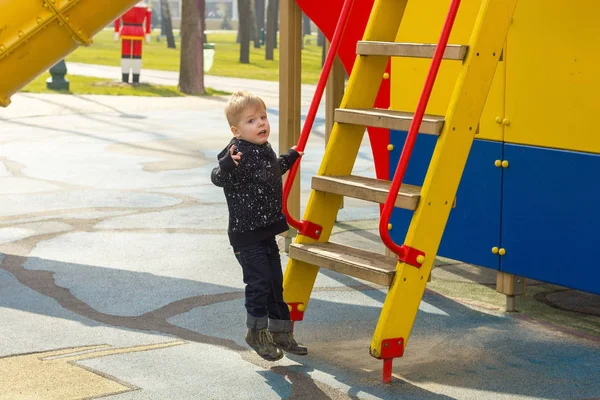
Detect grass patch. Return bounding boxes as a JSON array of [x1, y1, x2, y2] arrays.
[[21, 73, 229, 97], [66, 30, 324, 84]]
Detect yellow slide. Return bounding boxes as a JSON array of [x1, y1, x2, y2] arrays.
[[0, 0, 139, 107]]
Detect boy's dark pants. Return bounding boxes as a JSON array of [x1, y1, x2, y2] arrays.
[[234, 236, 292, 332]]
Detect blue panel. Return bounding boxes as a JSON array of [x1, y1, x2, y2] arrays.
[[501, 144, 600, 295], [388, 131, 502, 270], [387, 130, 436, 246]]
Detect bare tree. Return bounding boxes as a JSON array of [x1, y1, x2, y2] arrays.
[[238, 0, 251, 63], [318, 29, 325, 66], [302, 12, 311, 36], [179, 0, 205, 94], [249, 0, 260, 49], [265, 0, 278, 60], [255, 0, 265, 35], [273, 0, 278, 49], [160, 0, 177, 49]]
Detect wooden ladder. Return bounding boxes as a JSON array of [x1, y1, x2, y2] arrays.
[[283, 0, 518, 382]]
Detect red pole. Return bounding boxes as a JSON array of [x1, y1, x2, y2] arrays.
[[379, 0, 462, 257], [282, 0, 355, 233]]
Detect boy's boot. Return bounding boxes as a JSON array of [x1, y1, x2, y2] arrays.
[[246, 314, 283, 361], [269, 319, 308, 355]]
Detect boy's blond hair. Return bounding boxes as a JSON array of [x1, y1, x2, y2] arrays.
[[225, 90, 267, 127]]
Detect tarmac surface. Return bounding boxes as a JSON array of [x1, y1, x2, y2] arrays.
[[0, 66, 598, 399]]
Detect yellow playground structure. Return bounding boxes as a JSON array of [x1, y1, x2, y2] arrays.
[[2, 0, 598, 384]]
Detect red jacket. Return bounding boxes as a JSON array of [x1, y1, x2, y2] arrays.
[[115, 5, 152, 40]]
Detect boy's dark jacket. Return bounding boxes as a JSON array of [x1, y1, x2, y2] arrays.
[[211, 138, 300, 247]]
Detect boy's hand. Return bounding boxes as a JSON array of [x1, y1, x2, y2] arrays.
[[291, 146, 304, 156], [230, 145, 242, 165]]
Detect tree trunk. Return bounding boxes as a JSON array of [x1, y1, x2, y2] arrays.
[[273, 0, 278, 49], [255, 0, 265, 32], [265, 0, 277, 59], [250, 0, 260, 48], [318, 29, 325, 66], [179, 0, 205, 95], [302, 12, 311, 36], [160, 0, 177, 49], [238, 0, 251, 63]]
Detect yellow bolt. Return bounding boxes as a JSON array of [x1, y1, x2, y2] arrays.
[[18, 31, 24, 38], [383, 72, 390, 80], [492, 247, 499, 254], [0, 45, 5, 52], [501, 160, 509, 168], [499, 248, 506, 256], [65, 17, 70, 22], [37, 17, 43, 24], [387, 223, 392, 230], [502, 118, 510, 126], [297, 303, 306, 312], [387, 144, 394, 151], [495, 117, 502, 124], [416, 255, 425, 264], [494, 160, 502, 167]]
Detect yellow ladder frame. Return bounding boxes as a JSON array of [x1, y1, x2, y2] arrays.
[[371, 0, 518, 358], [283, 0, 409, 314]]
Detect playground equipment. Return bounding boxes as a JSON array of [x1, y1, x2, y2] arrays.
[[283, 0, 600, 383], [284, 0, 518, 382], [2, 0, 598, 385], [0, 0, 140, 107]]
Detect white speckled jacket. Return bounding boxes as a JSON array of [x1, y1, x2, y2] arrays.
[[211, 138, 300, 246]]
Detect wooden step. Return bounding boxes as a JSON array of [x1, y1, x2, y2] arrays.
[[289, 242, 397, 286], [357, 41, 468, 61], [335, 108, 445, 135], [312, 175, 421, 210]]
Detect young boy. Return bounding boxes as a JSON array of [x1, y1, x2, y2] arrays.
[[211, 90, 307, 361]]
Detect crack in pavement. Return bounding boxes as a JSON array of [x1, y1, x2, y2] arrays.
[[1, 252, 247, 352], [0, 227, 367, 399], [1, 251, 367, 399]]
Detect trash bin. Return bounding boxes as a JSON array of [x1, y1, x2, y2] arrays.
[[204, 43, 215, 73]]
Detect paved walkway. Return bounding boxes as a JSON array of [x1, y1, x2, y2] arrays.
[[0, 73, 598, 399], [66, 62, 319, 108]]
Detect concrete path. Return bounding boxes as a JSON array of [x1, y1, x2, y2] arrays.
[[0, 84, 598, 399], [66, 62, 319, 108]]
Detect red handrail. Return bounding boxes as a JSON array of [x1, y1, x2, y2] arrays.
[[282, 0, 355, 237], [379, 0, 462, 258]]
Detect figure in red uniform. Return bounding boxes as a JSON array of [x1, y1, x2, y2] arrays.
[[114, 1, 152, 84]]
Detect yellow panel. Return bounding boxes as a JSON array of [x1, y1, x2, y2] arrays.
[[391, 0, 505, 141], [0, 0, 139, 107], [505, 0, 600, 153], [479, 49, 505, 141]]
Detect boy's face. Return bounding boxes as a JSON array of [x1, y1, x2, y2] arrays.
[[231, 105, 270, 145]]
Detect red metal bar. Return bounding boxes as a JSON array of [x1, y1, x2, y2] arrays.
[[379, 0, 462, 258], [282, 0, 355, 238], [382, 359, 393, 383]]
